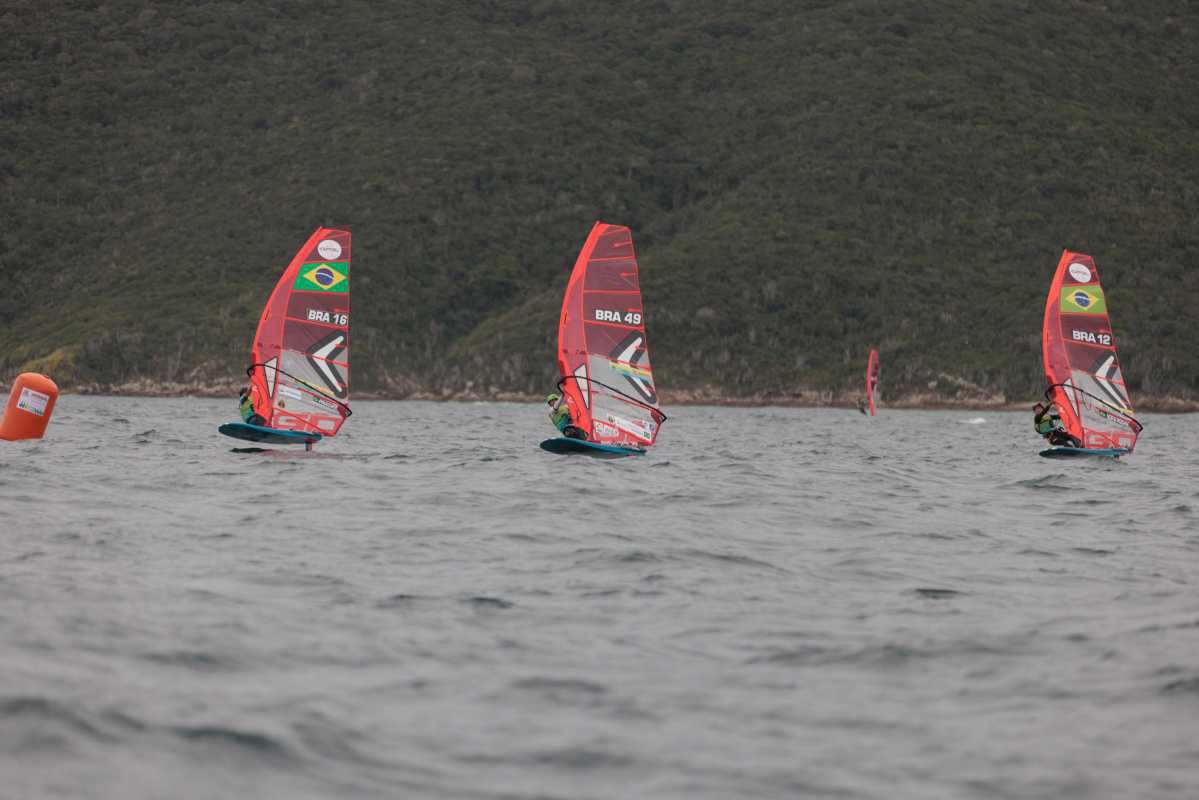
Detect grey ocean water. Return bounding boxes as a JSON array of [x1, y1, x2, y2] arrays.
[[1, 397, 1197, 799]]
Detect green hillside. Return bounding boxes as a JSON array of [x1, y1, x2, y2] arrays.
[[2, 1, 1197, 404]]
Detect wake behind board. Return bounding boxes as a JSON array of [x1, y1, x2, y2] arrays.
[[1039, 446, 1129, 459], [540, 437, 645, 458], [219, 422, 322, 446]]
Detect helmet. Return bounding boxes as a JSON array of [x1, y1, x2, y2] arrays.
[[546, 393, 560, 404]]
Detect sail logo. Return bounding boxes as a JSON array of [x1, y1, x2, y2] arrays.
[[306, 330, 348, 399], [1060, 286, 1106, 315], [317, 239, 342, 260], [294, 261, 349, 293], [1068, 262, 1093, 283], [608, 330, 657, 406], [593, 420, 618, 438], [611, 360, 652, 381]]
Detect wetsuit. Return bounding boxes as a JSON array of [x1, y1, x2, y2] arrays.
[[1035, 405, 1081, 447], [1034, 408, 1055, 436], [550, 401, 586, 440], [239, 391, 266, 426]]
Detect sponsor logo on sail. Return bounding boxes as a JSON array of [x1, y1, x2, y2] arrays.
[[306, 330, 349, 399], [607, 413, 650, 439], [610, 360, 652, 380], [317, 239, 342, 260], [593, 420, 618, 438], [1068, 262, 1092, 283]]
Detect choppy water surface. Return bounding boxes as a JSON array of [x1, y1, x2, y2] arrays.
[[1, 397, 1197, 799]]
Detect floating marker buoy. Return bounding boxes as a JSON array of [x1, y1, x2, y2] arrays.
[[0, 373, 59, 441]]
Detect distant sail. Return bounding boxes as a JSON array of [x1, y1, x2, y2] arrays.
[[248, 228, 352, 436], [557, 222, 665, 448], [866, 348, 880, 416], [1042, 250, 1141, 451]]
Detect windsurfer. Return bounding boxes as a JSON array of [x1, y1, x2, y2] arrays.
[[856, 397, 868, 415], [547, 393, 587, 440], [1033, 401, 1081, 448], [239, 386, 266, 426]]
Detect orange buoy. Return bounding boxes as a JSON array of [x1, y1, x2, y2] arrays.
[[0, 373, 59, 441]]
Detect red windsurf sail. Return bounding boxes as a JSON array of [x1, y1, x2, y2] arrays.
[[557, 222, 665, 448], [248, 228, 352, 436], [1041, 249, 1141, 451], [865, 348, 880, 416]]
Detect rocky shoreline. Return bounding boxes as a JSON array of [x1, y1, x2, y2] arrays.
[[14, 380, 1197, 413]]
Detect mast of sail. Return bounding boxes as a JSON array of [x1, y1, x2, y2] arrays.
[[558, 225, 600, 438]]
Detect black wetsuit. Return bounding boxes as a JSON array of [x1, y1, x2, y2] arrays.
[[1048, 429, 1083, 448]]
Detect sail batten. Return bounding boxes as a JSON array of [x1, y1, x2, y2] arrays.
[[557, 222, 664, 448], [1041, 250, 1140, 451], [249, 228, 352, 436]]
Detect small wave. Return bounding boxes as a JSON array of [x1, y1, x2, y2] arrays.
[[512, 677, 607, 693], [747, 645, 830, 666], [530, 747, 633, 769], [140, 650, 238, 672], [1160, 676, 1199, 695], [0, 696, 118, 744], [291, 714, 416, 773], [172, 725, 294, 759], [377, 593, 421, 607], [749, 638, 1016, 668], [465, 596, 514, 609], [912, 587, 962, 599], [616, 550, 660, 563], [958, 417, 987, 425], [682, 549, 790, 573], [1008, 474, 1072, 489], [510, 677, 609, 701]]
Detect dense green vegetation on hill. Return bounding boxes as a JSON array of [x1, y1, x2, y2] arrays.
[[2, 1, 1197, 403]]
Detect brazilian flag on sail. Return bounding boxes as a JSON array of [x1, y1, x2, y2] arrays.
[[294, 261, 349, 293], [1060, 285, 1106, 315]]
